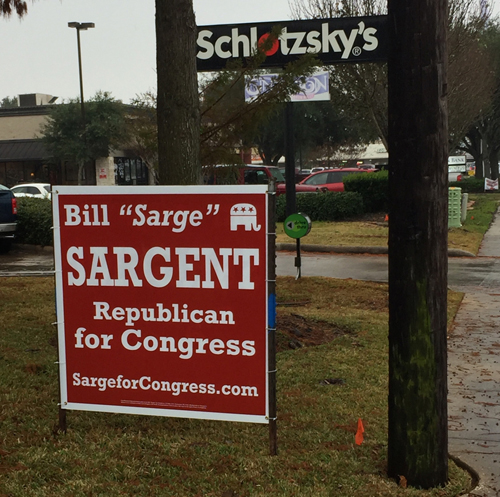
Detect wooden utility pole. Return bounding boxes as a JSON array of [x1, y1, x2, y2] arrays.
[[156, 0, 201, 185], [387, 0, 449, 488]]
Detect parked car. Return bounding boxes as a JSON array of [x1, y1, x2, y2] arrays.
[[277, 168, 371, 195], [11, 183, 51, 200], [295, 169, 312, 181], [0, 184, 17, 253], [204, 164, 285, 185], [310, 166, 327, 173], [279, 167, 312, 182]]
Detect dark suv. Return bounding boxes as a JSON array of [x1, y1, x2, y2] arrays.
[[0, 184, 17, 253], [203, 164, 285, 185]]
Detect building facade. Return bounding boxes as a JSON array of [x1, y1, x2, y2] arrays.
[[0, 94, 149, 188]]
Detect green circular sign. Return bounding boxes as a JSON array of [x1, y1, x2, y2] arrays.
[[283, 212, 312, 239]]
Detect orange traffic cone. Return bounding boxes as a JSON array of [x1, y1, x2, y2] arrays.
[[355, 418, 364, 445], [384, 214, 389, 222]]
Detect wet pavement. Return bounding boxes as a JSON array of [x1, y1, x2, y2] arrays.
[[0, 245, 54, 277], [277, 251, 500, 293]]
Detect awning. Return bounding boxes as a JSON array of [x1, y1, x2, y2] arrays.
[[0, 140, 48, 161]]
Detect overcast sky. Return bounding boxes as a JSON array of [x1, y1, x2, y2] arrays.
[[0, 0, 295, 104]]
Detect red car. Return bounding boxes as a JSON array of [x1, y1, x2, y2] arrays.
[[277, 167, 370, 195]]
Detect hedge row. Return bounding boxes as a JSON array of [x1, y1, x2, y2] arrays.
[[343, 171, 487, 211], [344, 170, 389, 213], [14, 175, 486, 246], [14, 192, 365, 247], [449, 178, 485, 193], [276, 191, 364, 222], [15, 197, 53, 247]]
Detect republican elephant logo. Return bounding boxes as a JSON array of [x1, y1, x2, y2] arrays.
[[230, 203, 261, 231]]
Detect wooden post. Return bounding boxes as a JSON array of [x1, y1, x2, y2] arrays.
[[267, 180, 278, 456], [387, 0, 449, 487]]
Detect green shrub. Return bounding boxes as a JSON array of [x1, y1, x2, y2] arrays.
[[16, 197, 53, 246], [344, 170, 389, 213], [276, 191, 364, 222], [342, 170, 488, 207], [449, 177, 485, 193], [14, 192, 364, 246]]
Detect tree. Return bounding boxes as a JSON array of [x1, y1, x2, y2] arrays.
[[198, 51, 317, 167], [129, 54, 320, 177], [459, 127, 485, 177], [0, 96, 18, 108], [0, 0, 27, 17], [42, 92, 128, 185], [291, 0, 388, 147], [290, 0, 494, 152], [249, 101, 377, 166], [447, 1, 496, 154], [155, 0, 200, 185], [127, 91, 159, 184], [458, 22, 500, 179]]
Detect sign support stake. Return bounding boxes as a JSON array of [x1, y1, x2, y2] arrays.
[[58, 405, 67, 434], [55, 355, 67, 433], [295, 238, 301, 280], [53, 271, 68, 434], [267, 181, 278, 456]]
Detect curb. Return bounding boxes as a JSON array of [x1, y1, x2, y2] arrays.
[[449, 454, 480, 496], [12, 243, 53, 253], [276, 243, 476, 258]]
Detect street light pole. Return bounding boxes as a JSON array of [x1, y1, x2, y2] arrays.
[[68, 22, 95, 124], [68, 22, 95, 185]]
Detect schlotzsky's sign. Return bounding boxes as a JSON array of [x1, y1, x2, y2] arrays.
[[53, 185, 271, 424], [197, 16, 388, 71]]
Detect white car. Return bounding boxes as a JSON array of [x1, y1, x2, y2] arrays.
[[11, 183, 51, 200]]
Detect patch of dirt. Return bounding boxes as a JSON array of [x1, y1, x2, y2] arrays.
[[276, 312, 351, 352]]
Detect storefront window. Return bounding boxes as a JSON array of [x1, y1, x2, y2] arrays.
[[114, 157, 148, 185]]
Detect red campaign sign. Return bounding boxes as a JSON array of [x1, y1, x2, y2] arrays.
[[53, 185, 270, 424]]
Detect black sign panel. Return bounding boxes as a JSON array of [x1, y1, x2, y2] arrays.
[[196, 16, 388, 72]]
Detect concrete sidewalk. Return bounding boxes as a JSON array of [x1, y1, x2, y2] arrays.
[[448, 209, 500, 497]]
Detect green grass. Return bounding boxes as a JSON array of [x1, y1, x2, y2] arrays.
[[448, 193, 500, 254], [0, 277, 470, 496], [277, 218, 388, 247], [276, 193, 500, 255]]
